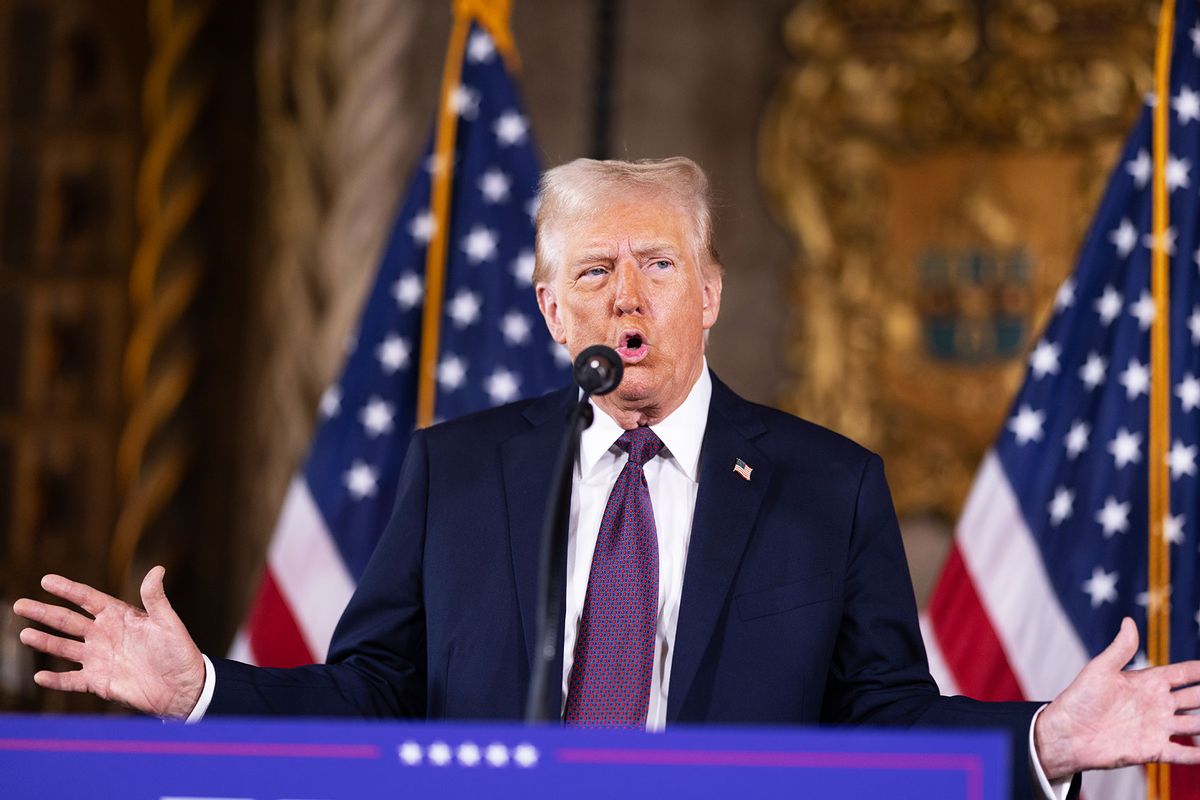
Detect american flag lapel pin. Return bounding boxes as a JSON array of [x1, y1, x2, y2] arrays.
[[733, 458, 753, 481]]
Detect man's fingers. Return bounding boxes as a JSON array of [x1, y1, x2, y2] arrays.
[[19, 628, 86, 664], [12, 599, 91, 638], [1173, 713, 1200, 737], [1162, 741, 1200, 764], [1095, 616, 1139, 670], [1162, 659, 1200, 687], [139, 566, 175, 620], [33, 669, 91, 694], [1174, 685, 1200, 711], [40, 574, 115, 617]]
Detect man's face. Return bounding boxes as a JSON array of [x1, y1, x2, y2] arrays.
[[535, 194, 722, 422]]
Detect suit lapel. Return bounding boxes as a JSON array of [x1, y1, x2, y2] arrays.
[[500, 387, 575, 673], [667, 376, 772, 722]]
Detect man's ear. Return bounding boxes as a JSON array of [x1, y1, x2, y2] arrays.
[[700, 270, 722, 330], [536, 284, 568, 344]]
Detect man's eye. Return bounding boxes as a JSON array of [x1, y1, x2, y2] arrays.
[[651, 259, 672, 270], [584, 266, 608, 277]]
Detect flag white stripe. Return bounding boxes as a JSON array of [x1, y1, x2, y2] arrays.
[[919, 613, 959, 695], [267, 479, 356, 661], [957, 453, 1089, 700], [227, 630, 254, 664]]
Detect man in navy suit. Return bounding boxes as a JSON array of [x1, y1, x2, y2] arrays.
[[15, 158, 1200, 798]]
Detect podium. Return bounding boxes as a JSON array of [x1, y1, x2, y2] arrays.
[[0, 713, 1008, 799]]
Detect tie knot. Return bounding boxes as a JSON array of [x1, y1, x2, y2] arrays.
[[616, 426, 664, 466]]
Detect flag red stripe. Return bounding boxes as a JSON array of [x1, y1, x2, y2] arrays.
[[1172, 765, 1200, 799], [246, 569, 315, 668], [927, 544, 1026, 702]]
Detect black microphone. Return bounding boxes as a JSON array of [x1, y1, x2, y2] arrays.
[[573, 345, 623, 396]]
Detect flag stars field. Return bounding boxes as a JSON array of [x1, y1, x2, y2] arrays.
[[479, 168, 511, 204], [1189, 306, 1200, 344], [359, 397, 395, 438], [1177, 373, 1200, 411], [1173, 84, 1200, 124], [1168, 440, 1197, 480], [1118, 358, 1150, 400], [1141, 225, 1177, 256], [438, 354, 467, 391], [1029, 339, 1061, 378], [1082, 566, 1119, 608], [392, 273, 423, 310], [1167, 154, 1192, 192], [447, 290, 482, 328], [500, 311, 531, 345], [1094, 285, 1124, 324], [1096, 496, 1131, 537], [1079, 353, 1107, 390], [450, 84, 481, 120], [409, 210, 436, 244], [1064, 420, 1090, 458], [493, 111, 528, 146], [1107, 427, 1143, 469], [344, 460, 379, 500], [510, 250, 535, 285], [1055, 277, 1075, 309], [1009, 404, 1045, 444], [376, 334, 411, 374], [319, 385, 341, 419], [1109, 219, 1138, 257], [484, 368, 520, 405], [1048, 487, 1075, 526], [1126, 149, 1151, 187], [1165, 514, 1187, 546], [462, 226, 499, 263], [550, 342, 572, 368], [466, 30, 495, 63], [1129, 290, 1157, 330]]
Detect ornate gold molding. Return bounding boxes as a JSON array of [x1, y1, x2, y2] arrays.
[[761, 0, 1156, 518]]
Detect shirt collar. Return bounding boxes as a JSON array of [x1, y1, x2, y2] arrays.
[[579, 359, 712, 482]]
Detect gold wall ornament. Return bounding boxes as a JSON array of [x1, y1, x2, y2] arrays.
[[760, 0, 1156, 519]]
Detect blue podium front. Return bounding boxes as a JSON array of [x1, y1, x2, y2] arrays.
[[0, 714, 1008, 799]]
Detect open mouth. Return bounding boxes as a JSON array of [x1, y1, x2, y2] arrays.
[[617, 331, 649, 363]]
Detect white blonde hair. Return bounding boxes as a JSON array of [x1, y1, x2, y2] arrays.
[[533, 157, 722, 284]]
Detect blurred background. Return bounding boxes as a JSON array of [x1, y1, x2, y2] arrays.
[[0, 0, 1159, 712]]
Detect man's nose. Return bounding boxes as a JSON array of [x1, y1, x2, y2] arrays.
[[612, 260, 646, 315]]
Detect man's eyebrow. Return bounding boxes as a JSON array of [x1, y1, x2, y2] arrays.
[[571, 248, 616, 264], [631, 241, 680, 258]]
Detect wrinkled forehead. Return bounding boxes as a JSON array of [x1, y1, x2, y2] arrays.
[[540, 187, 697, 266]]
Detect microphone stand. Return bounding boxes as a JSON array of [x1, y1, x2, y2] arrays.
[[525, 393, 594, 723]]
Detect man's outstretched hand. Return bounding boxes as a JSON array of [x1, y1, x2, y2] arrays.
[[12, 566, 205, 720], [1035, 617, 1200, 781]]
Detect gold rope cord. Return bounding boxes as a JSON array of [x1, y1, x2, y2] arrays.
[[110, 0, 213, 588], [1148, 1, 1175, 798]]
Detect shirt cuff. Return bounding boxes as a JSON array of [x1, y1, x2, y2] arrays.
[[184, 654, 216, 724], [1029, 704, 1073, 800]]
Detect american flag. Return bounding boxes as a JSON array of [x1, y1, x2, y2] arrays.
[[229, 21, 570, 669], [923, 3, 1200, 798]]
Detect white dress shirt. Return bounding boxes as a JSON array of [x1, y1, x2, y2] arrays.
[[562, 363, 711, 730]]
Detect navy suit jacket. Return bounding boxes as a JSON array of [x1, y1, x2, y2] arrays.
[[211, 374, 1048, 797]]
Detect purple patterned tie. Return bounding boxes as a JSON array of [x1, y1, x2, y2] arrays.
[[564, 426, 663, 727]]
